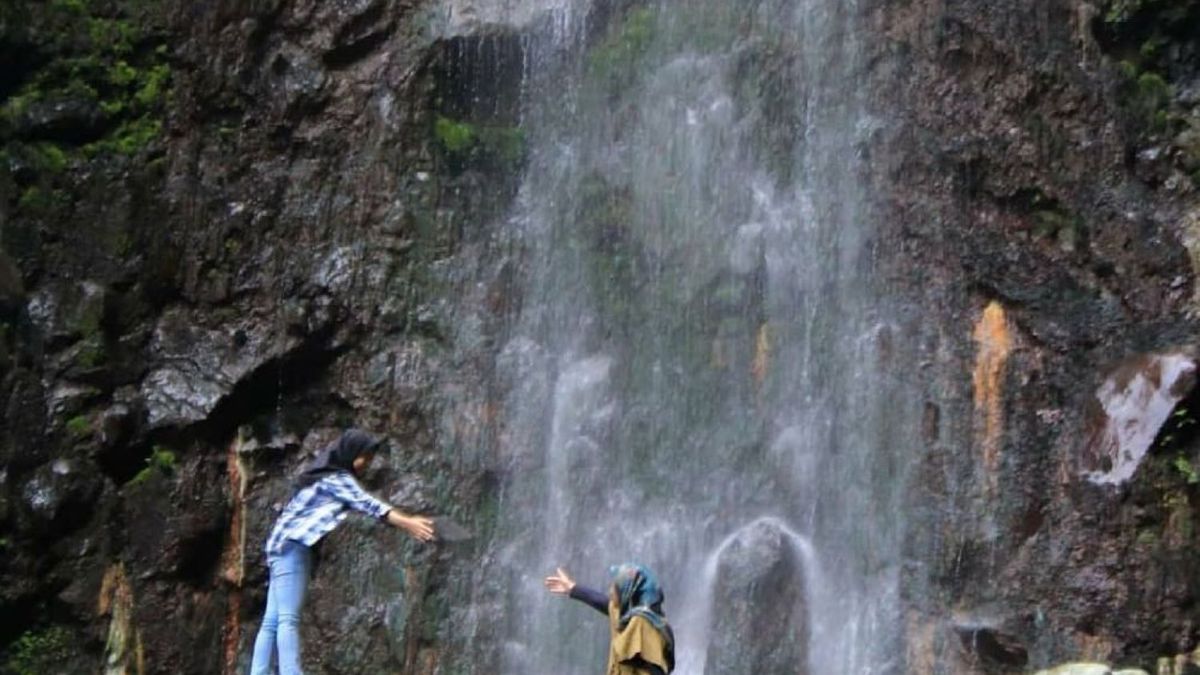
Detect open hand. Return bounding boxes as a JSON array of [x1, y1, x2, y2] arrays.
[[397, 513, 436, 541], [544, 567, 575, 595]]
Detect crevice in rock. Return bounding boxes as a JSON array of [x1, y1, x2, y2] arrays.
[[189, 326, 346, 445], [95, 437, 154, 487], [323, 0, 392, 70], [955, 625, 1029, 668], [1150, 371, 1200, 454], [323, 27, 392, 69]]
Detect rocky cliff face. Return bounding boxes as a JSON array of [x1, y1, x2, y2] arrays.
[[1, 0, 1199, 673], [0, 0, 519, 672], [872, 0, 1200, 671]]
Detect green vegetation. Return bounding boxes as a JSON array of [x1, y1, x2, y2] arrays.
[[85, 118, 161, 157], [0, 1, 172, 165], [1103, 0, 1194, 26], [1179, 117, 1200, 185], [128, 445, 176, 485], [1115, 61, 1173, 132], [1100, 0, 1198, 153], [1158, 406, 1198, 450], [51, 0, 89, 15], [65, 414, 92, 437], [1104, 0, 1147, 24], [4, 627, 72, 675], [1031, 209, 1085, 252], [74, 335, 106, 369], [1136, 72, 1171, 130], [433, 115, 525, 168], [585, 7, 657, 91], [1165, 491, 1194, 540], [434, 115, 475, 153], [1172, 455, 1200, 484], [17, 187, 49, 212], [32, 143, 69, 173]]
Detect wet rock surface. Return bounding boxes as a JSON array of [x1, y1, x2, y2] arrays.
[[705, 519, 808, 675], [877, 0, 1200, 671], [1079, 351, 1198, 484], [1, 0, 505, 671]]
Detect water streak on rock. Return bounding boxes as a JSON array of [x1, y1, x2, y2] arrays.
[[972, 301, 1012, 490], [98, 563, 144, 675], [752, 322, 770, 389], [220, 433, 249, 674]]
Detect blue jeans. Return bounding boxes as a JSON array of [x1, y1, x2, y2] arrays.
[[250, 541, 311, 675]]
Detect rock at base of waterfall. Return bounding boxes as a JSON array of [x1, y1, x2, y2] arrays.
[[953, 624, 1028, 668], [1033, 664, 1150, 675], [704, 519, 808, 674]]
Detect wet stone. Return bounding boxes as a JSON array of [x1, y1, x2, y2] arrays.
[[3, 369, 49, 470], [0, 468, 9, 524], [1081, 350, 1197, 485], [0, 250, 24, 316], [12, 94, 106, 144], [705, 519, 808, 675], [19, 458, 101, 535], [139, 309, 281, 429], [954, 624, 1028, 668], [141, 365, 228, 428], [47, 383, 101, 424], [1033, 665, 1150, 675], [99, 403, 133, 448]]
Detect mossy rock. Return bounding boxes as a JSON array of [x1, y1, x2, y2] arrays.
[[584, 6, 657, 93], [432, 114, 525, 173], [3, 626, 75, 675], [0, 0, 173, 175], [125, 445, 176, 486]]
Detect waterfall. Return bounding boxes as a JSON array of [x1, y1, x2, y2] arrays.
[[438, 1, 921, 672]]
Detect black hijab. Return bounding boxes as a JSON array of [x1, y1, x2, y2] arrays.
[[294, 428, 381, 492]]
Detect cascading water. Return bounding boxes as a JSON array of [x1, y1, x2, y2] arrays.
[[434, 0, 922, 672]]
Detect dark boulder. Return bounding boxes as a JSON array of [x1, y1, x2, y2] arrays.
[[0, 250, 24, 317], [705, 518, 809, 675], [10, 92, 107, 144], [17, 457, 102, 536], [2, 369, 48, 471], [954, 623, 1029, 668], [122, 453, 228, 582]]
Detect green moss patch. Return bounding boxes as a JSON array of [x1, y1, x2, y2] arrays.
[[4, 626, 73, 675], [433, 114, 525, 172], [585, 7, 657, 92], [0, 0, 172, 169], [65, 414, 92, 438], [127, 445, 175, 485]]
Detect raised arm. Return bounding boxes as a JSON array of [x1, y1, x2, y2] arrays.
[[544, 567, 609, 616], [569, 584, 609, 615]]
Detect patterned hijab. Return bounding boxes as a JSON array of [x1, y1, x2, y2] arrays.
[[293, 428, 381, 492], [609, 563, 675, 667]]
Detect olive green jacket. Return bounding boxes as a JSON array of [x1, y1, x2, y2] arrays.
[[606, 611, 671, 675]]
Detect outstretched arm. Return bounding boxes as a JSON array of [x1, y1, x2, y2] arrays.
[[321, 473, 435, 541], [544, 568, 609, 616], [385, 509, 435, 541]]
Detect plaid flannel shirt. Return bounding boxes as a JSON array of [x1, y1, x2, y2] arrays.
[[264, 472, 392, 558]]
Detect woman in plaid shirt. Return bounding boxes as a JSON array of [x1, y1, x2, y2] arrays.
[[249, 428, 435, 675]]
